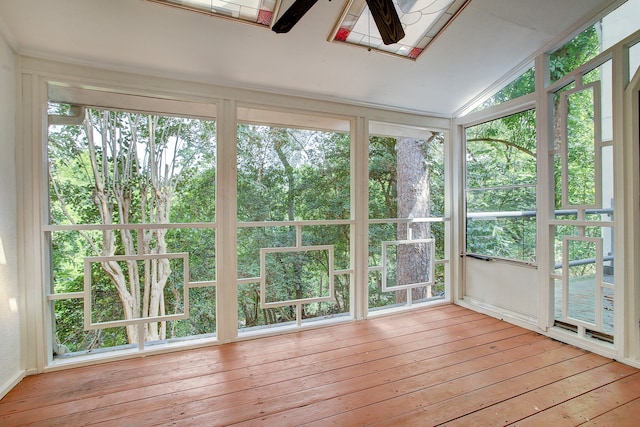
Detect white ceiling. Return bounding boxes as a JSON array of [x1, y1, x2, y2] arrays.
[[0, 0, 621, 116]]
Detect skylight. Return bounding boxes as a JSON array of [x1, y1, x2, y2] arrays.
[[150, 0, 276, 26], [331, 0, 470, 59]]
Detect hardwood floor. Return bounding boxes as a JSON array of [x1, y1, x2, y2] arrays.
[[2, 304, 640, 426]]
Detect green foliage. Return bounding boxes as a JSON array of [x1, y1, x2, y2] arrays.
[[473, 67, 536, 112], [237, 125, 350, 222], [236, 124, 351, 328], [367, 134, 446, 309], [49, 103, 449, 352], [550, 27, 612, 278], [48, 104, 218, 355], [465, 109, 537, 262], [550, 26, 601, 82]]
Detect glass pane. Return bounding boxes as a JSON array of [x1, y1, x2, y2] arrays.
[[384, 241, 433, 289], [466, 111, 537, 187], [48, 103, 218, 357], [465, 109, 537, 262], [48, 105, 217, 225], [369, 133, 445, 220], [550, 27, 600, 83], [301, 298, 349, 324], [566, 240, 597, 325], [600, 0, 640, 50], [237, 282, 295, 329], [368, 126, 445, 311], [566, 87, 597, 206], [599, 144, 614, 219], [169, 287, 216, 338], [554, 224, 578, 269], [238, 273, 349, 331], [88, 257, 187, 326], [237, 124, 350, 221], [236, 115, 351, 332], [584, 61, 612, 142], [53, 299, 130, 358], [553, 278, 563, 322], [237, 227, 296, 279], [167, 228, 216, 282], [154, 0, 276, 25], [602, 287, 614, 334], [549, 0, 639, 83], [471, 67, 535, 113], [51, 229, 103, 294], [302, 225, 350, 271], [630, 41, 640, 80], [263, 249, 331, 304]]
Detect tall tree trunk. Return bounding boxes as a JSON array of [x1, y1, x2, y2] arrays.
[[87, 111, 175, 343], [395, 137, 432, 303]]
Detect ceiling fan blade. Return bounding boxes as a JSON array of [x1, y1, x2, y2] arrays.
[[272, 0, 319, 33], [365, 0, 405, 45]]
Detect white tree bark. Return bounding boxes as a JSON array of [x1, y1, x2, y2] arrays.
[[79, 110, 176, 343]]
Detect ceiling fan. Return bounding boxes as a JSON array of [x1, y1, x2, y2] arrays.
[[272, 0, 406, 45]]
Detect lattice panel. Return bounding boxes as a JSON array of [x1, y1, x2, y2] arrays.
[[552, 62, 615, 340], [382, 239, 435, 291], [560, 236, 608, 331], [259, 245, 335, 309], [83, 253, 190, 330]]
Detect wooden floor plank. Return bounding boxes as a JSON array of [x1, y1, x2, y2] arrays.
[[225, 337, 572, 426], [1, 308, 485, 413], [1, 305, 478, 407], [228, 332, 547, 427], [1, 304, 640, 427], [145, 332, 549, 426], [0, 314, 505, 424], [298, 349, 598, 427], [513, 372, 640, 426], [586, 397, 640, 426], [371, 353, 612, 426], [438, 361, 638, 426], [17, 320, 522, 426]]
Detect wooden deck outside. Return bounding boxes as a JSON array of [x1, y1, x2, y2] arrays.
[[2, 304, 640, 426]]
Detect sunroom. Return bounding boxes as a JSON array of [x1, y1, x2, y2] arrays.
[[1, 0, 640, 424]]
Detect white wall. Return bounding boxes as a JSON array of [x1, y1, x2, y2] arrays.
[[463, 258, 538, 321], [0, 31, 22, 399]]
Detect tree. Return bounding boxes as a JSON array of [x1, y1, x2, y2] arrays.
[[368, 133, 445, 306], [396, 137, 432, 301], [465, 109, 537, 261], [236, 124, 351, 327], [49, 105, 216, 345]]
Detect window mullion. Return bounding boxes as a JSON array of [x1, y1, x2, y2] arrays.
[[216, 99, 238, 343]]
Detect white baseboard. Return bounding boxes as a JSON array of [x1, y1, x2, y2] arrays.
[[0, 369, 25, 400], [455, 297, 540, 333]]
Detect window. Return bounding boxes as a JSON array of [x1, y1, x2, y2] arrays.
[[368, 122, 447, 311], [465, 109, 537, 263], [551, 58, 615, 340], [47, 92, 217, 358], [236, 108, 352, 331], [470, 67, 535, 114], [550, 26, 601, 84], [550, 0, 640, 84]]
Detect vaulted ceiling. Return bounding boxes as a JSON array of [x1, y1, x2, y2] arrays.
[[0, 0, 622, 116]]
